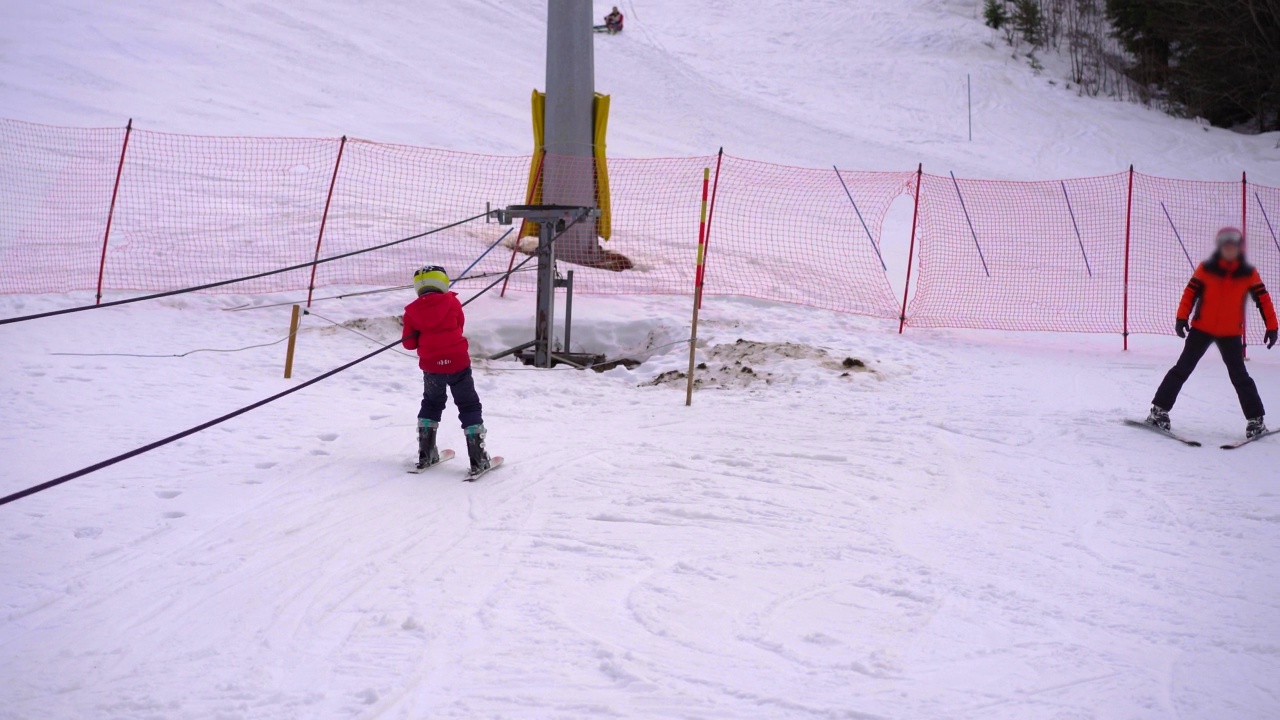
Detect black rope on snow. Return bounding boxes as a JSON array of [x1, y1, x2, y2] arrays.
[[0, 211, 490, 327], [0, 338, 401, 507], [0, 208, 593, 508]]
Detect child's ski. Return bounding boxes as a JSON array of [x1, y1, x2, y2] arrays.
[[407, 449, 456, 474], [1221, 430, 1278, 450], [1123, 419, 1202, 447], [465, 456, 504, 482]]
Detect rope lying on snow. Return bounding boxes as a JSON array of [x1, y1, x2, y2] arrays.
[[48, 327, 303, 359], [0, 338, 403, 507]]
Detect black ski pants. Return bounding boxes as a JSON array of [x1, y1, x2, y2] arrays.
[[1153, 329, 1265, 419], [419, 368, 484, 428]]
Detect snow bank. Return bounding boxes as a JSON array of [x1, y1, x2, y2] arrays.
[[2, 0, 1276, 182]]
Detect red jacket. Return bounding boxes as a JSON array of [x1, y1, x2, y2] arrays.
[[402, 292, 472, 373], [1177, 256, 1278, 338]]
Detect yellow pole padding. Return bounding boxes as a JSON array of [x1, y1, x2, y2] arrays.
[[592, 93, 612, 240], [522, 89, 612, 241]]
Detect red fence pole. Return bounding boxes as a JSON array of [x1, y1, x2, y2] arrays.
[[95, 118, 133, 304], [501, 152, 545, 298], [1243, 171, 1248, 358], [1122, 165, 1134, 350], [899, 164, 922, 334], [306, 135, 347, 307], [1243, 171, 1248, 233], [697, 147, 724, 309]]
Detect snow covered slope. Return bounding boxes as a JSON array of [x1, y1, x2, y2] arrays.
[[3, 1, 1280, 719], [2, 0, 1277, 182], [2, 290, 1279, 718]]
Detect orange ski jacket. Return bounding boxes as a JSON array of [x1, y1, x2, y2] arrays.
[[1177, 256, 1278, 338]]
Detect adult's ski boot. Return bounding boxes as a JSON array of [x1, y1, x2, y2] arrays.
[[1145, 405, 1171, 432], [1246, 416, 1268, 440]]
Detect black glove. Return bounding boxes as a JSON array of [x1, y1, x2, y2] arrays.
[[1267, 329, 1277, 349], [1176, 319, 1188, 339]]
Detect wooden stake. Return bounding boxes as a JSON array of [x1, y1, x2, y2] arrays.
[[284, 304, 301, 379], [686, 168, 711, 406], [685, 285, 704, 406]]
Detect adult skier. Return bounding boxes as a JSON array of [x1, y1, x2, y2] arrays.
[[1146, 227, 1278, 439], [402, 265, 492, 475]]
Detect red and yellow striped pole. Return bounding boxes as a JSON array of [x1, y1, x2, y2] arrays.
[[686, 167, 711, 406]]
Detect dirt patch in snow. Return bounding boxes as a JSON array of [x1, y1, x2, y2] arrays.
[[644, 339, 880, 389]]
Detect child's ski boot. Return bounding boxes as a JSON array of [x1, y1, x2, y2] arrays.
[[417, 418, 441, 470], [465, 424, 492, 479], [465, 424, 490, 473]]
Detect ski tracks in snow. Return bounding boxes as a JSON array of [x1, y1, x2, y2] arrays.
[[2, 294, 1279, 718]]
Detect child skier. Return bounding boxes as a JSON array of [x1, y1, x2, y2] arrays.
[[402, 265, 492, 474], [1146, 227, 1278, 438]]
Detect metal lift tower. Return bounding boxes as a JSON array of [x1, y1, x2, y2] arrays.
[[543, 0, 598, 266], [488, 205, 602, 368], [487, 1, 603, 369]]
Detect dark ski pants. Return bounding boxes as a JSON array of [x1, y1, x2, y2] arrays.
[[419, 368, 483, 428], [1153, 329, 1265, 418]]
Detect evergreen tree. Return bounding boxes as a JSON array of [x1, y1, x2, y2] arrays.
[[1011, 0, 1046, 46], [1104, 0, 1172, 89], [1106, 0, 1280, 131], [984, 0, 1009, 30]]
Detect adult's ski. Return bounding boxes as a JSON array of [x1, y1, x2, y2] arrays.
[[1123, 419, 1202, 447], [1221, 430, 1278, 450]]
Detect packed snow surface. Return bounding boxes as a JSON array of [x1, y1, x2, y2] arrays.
[[2, 291, 1278, 719], [3, 0, 1280, 718]]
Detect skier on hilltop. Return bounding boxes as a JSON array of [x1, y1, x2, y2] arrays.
[[1145, 227, 1278, 439], [602, 6, 624, 34], [402, 265, 493, 476]]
